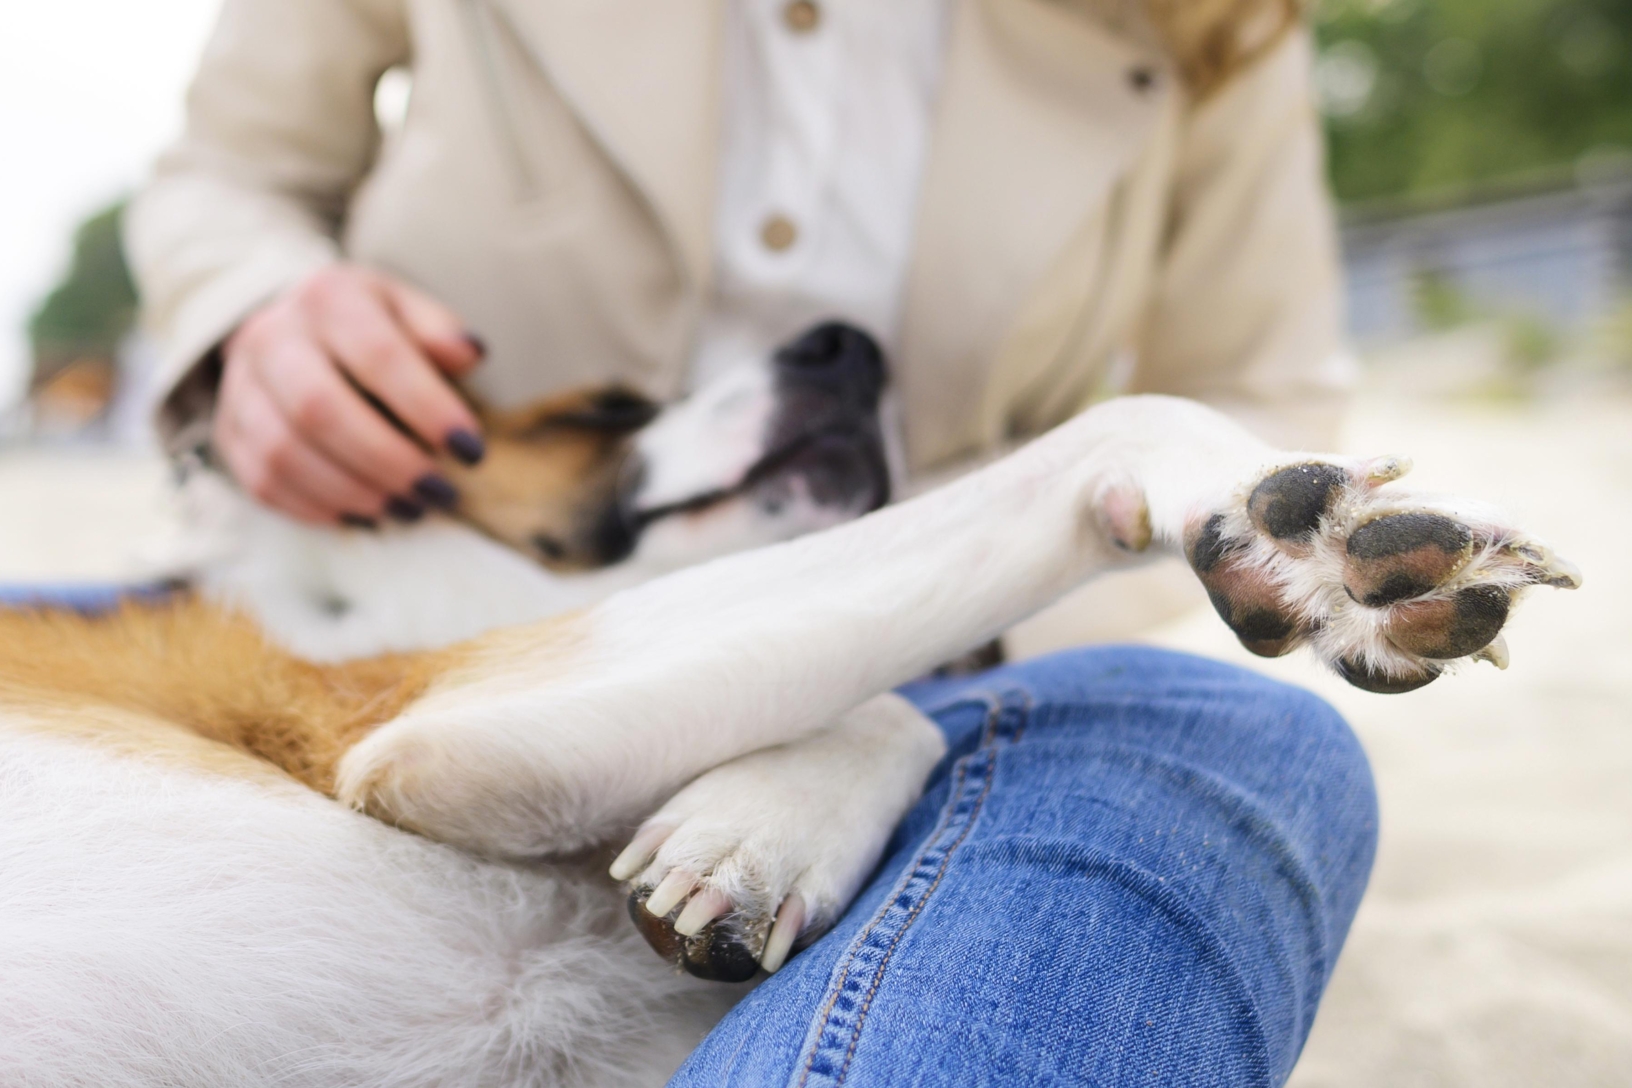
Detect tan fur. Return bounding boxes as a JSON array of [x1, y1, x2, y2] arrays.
[[443, 385, 655, 570], [0, 596, 461, 793]]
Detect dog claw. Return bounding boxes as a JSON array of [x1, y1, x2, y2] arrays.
[[1474, 635, 1510, 670], [1363, 455, 1412, 484], [1511, 543, 1583, 589], [761, 894, 805, 974], [1541, 555, 1583, 589], [643, 869, 695, 918], [673, 888, 733, 937], [609, 823, 673, 882]]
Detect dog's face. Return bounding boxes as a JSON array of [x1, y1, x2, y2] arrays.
[[442, 322, 892, 573]]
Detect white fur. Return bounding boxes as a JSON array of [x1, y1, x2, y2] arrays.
[[0, 726, 736, 1087]]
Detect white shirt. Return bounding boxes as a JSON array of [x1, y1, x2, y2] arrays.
[[690, 0, 951, 386]]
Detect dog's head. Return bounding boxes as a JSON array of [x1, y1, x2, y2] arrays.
[[441, 322, 893, 573]]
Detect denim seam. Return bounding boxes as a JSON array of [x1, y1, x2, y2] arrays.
[[790, 690, 1027, 1088]]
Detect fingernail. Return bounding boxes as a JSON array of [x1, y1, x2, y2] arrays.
[[339, 513, 379, 531], [386, 496, 425, 523], [413, 474, 460, 510], [463, 331, 488, 359], [446, 428, 486, 466]]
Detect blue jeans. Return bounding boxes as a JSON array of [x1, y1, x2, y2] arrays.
[[670, 646, 1377, 1088]]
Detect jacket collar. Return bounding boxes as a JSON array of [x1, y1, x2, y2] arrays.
[[899, 0, 1171, 466], [484, 0, 726, 297]]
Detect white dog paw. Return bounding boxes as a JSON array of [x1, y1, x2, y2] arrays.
[[607, 695, 945, 981], [1180, 457, 1582, 692]]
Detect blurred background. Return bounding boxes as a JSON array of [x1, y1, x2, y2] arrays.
[[0, 1, 1627, 1085]]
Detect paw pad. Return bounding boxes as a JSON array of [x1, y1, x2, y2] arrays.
[[1384, 584, 1509, 660], [1336, 656, 1440, 694], [1344, 513, 1473, 606], [1247, 463, 1347, 542], [1187, 515, 1301, 658], [626, 885, 761, 983]]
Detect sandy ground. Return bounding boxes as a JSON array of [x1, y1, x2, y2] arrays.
[[2, 384, 1628, 1085]]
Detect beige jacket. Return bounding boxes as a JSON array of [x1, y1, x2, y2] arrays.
[[129, 0, 1353, 474]]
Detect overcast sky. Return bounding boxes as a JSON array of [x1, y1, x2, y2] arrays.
[[0, 0, 219, 409]]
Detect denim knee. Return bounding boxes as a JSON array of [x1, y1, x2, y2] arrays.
[[903, 645, 1379, 1079]]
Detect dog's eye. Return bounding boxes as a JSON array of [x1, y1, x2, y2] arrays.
[[532, 534, 568, 561], [551, 389, 659, 431]]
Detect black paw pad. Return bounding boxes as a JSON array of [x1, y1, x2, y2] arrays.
[[1248, 464, 1348, 542], [626, 888, 760, 983], [1336, 657, 1441, 694], [1187, 516, 1302, 658], [1185, 514, 1233, 574], [1385, 585, 1510, 660], [1344, 513, 1474, 606]]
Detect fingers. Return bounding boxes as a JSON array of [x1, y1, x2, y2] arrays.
[[215, 264, 491, 521], [382, 277, 487, 379], [298, 270, 483, 457], [252, 333, 449, 503], [215, 362, 381, 525], [217, 352, 391, 522]]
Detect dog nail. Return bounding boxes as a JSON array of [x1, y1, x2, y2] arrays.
[[609, 824, 673, 882], [446, 429, 486, 466], [761, 895, 805, 973], [1474, 634, 1510, 670], [385, 496, 425, 523], [643, 870, 695, 918], [673, 888, 732, 937], [462, 331, 488, 359], [413, 475, 460, 510], [338, 513, 379, 531], [1364, 455, 1412, 484]]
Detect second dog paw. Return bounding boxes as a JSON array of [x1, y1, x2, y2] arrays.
[[608, 695, 945, 981]]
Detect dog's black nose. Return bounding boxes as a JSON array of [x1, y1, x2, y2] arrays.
[[773, 321, 886, 407]]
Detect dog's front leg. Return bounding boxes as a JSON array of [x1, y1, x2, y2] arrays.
[[338, 395, 1577, 858], [335, 398, 1146, 856]]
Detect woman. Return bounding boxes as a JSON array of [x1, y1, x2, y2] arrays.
[[128, 1, 1374, 1083]]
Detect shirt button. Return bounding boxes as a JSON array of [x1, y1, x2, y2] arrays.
[[760, 214, 799, 252], [783, 0, 821, 34]]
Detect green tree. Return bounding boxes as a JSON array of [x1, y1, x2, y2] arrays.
[[1315, 0, 1632, 204], [27, 200, 138, 381]]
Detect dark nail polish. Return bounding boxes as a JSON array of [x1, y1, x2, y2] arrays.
[[446, 428, 486, 466], [386, 496, 425, 523], [463, 331, 488, 359], [413, 474, 460, 510], [339, 513, 379, 531]]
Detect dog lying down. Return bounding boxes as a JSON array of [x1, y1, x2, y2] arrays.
[[0, 323, 1580, 1085]]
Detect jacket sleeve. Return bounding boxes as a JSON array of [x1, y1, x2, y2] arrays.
[[124, 0, 410, 453], [1129, 28, 1356, 452]]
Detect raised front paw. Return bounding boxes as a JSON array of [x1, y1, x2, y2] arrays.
[[608, 695, 945, 982], [1185, 457, 1581, 693]]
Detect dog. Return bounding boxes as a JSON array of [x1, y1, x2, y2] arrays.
[[0, 322, 1580, 1086]]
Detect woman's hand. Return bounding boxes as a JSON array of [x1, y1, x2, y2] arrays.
[[214, 264, 488, 526]]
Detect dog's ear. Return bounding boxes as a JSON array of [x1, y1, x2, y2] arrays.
[[484, 385, 659, 440]]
